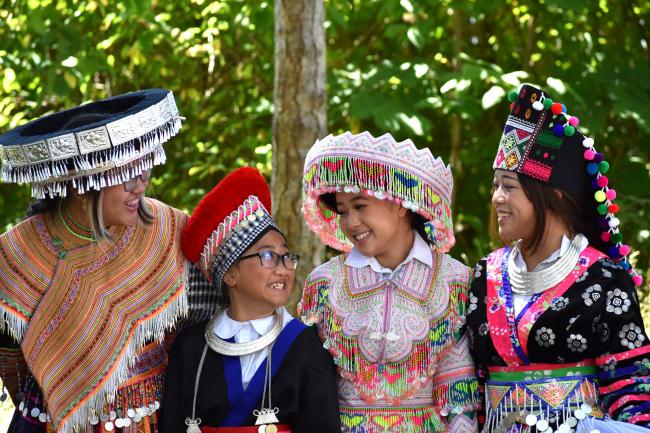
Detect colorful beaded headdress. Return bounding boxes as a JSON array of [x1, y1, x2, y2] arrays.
[[302, 131, 455, 252], [494, 83, 642, 286], [0, 88, 181, 198], [182, 167, 280, 301]]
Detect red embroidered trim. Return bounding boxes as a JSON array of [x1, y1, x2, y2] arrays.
[[596, 344, 650, 365]]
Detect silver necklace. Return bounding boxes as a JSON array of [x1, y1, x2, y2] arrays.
[[204, 309, 283, 356], [185, 310, 283, 433], [507, 234, 585, 295]]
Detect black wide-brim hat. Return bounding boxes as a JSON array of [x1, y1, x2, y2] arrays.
[[0, 88, 181, 198]]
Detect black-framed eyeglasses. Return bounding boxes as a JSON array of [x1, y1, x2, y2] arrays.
[[123, 170, 152, 192], [238, 251, 300, 270]]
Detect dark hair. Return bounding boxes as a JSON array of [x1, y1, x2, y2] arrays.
[[26, 197, 61, 218], [319, 193, 432, 245], [517, 175, 605, 254]]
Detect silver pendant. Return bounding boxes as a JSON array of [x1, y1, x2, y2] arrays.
[[254, 407, 280, 425], [185, 417, 202, 433]]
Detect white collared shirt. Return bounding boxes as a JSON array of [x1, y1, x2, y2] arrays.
[[344, 230, 433, 275], [510, 234, 589, 314], [212, 306, 293, 388]]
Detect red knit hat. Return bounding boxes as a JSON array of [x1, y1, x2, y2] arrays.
[[182, 167, 274, 284]]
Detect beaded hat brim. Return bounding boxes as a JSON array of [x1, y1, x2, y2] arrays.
[[0, 88, 181, 198], [302, 131, 455, 252]]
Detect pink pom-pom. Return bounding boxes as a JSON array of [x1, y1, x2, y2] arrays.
[[597, 176, 609, 188], [601, 232, 611, 242], [606, 189, 617, 200], [618, 245, 631, 256], [569, 116, 579, 127], [632, 275, 643, 286], [584, 149, 596, 160]]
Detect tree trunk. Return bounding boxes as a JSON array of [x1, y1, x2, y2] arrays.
[[272, 0, 327, 312]]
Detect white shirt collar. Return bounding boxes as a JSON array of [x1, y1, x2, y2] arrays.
[[512, 234, 589, 272], [345, 230, 433, 273], [213, 306, 292, 341]]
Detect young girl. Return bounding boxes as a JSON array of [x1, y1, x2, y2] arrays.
[[161, 167, 340, 433], [299, 131, 480, 433], [466, 84, 649, 433]]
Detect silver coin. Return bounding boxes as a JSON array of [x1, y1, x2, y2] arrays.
[[38, 413, 47, 423], [18, 401, 25, 411], [258, 425, 267, 433], [89, 415, 99, 425], [567, 416, 578, 427], [574, 409, 586, 420], [104, 421, 114, 431], [30, 407, 40, 418], [123, 417, 132, 427], [581, 403, 593, 414], [589, 430, 601, 433], [536, 419, 549, 431], [127, 408, 136, 418], [100, 413, 109, 422], [22, 407, 28, 417], [0, 393, 7, 402], [109, 410, 117, 420], [525, 413, 538, 426], [557, 424, 570, 433], [134, 414, 142, 423], [154, 401, 161, 410], [114, 418, 124, 428], [543, 428, 554, 433]]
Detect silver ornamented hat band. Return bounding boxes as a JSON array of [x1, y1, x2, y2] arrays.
[[0, 89, 182, 198]]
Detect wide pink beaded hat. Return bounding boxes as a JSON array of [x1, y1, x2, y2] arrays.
[[302, 131, 455, 252]]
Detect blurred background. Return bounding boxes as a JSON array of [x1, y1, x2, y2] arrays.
[[0, 0, 649, 427]]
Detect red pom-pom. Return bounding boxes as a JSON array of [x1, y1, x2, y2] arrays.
[[182, 167, 272, 263], [619, 245, 631, 256], [551, 102, 563, 115], [608, 204, 620, 214], [601, 232, 611, 242], [606, 189, 617, 201], [632, 275, 643, 286], [597, 176, 609, 188]]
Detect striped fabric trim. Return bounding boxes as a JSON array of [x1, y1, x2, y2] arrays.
[[0, 199, 189, 433]]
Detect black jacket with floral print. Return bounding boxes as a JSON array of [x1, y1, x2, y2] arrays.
[[467, 256, 650, 428]]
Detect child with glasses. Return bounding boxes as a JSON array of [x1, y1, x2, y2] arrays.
[[161, 167, 340, 433], [299, 132, 480, 433]]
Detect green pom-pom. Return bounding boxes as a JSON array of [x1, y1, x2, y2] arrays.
[[599, 161, 610, 173], [564, 125, 575, 136], [508, 90, 519, 102], [543, 98, 553, 110], [611, 233, 623, 243], [597, 204, 608, 215]]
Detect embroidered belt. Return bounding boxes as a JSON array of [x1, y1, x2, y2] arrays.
[[201, 424, 291, 433], [484, 363, 603, 433]]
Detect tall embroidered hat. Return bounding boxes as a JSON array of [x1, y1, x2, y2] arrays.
[[182, 167, 280, 302], [0, 88, 181, 198], [302, 131, 455, 252], [494, 83, 642, 286]]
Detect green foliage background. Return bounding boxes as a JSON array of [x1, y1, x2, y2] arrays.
[[1, 0, 649, 322]]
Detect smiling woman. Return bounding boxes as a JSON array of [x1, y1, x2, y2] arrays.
[[0, 89, 190, 433], [467, 84, 650, 433]]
